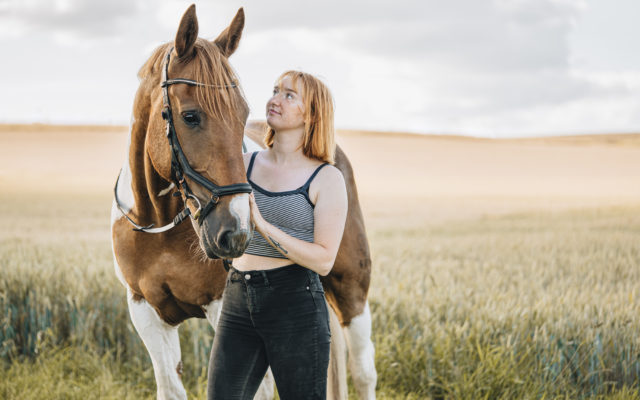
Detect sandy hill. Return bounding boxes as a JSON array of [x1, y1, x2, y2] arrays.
[[1, 123, 639, 222]]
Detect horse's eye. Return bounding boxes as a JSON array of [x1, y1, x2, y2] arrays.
[[181, 111, 201, 127]]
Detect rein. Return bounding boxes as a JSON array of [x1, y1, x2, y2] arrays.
[[114, 47, 252, 235]]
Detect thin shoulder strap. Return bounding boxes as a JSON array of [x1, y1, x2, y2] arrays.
[[246, 151, 259, 179], [301, 163, 330, 190]]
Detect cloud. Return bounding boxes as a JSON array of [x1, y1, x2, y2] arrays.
[[1, 0, 638, 136], [215, 0, 432, 31], [301, 0, 632, 135], [6, 0, 138, 36]]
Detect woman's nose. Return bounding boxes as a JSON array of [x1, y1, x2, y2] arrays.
[[268, 95, 280, 106]]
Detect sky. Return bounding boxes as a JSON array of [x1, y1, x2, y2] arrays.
[[0, 0, 639, 137]]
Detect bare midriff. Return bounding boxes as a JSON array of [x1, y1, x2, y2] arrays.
[[232, 253, 295, 272]]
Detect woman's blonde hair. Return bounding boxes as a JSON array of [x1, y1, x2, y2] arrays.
[[264, 70, 336, 164]]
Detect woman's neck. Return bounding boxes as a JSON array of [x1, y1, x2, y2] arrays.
[[269, 128, 306, 165]]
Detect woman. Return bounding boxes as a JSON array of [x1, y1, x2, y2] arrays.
[[207, 70, 348, 400]]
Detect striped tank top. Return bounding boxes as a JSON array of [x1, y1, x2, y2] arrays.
[[244, 151, 329, 259]]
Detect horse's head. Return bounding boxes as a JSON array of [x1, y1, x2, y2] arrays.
[[144, 5, 251, 259]]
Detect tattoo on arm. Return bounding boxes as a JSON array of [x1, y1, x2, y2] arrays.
[[268, 236, 288, 255]]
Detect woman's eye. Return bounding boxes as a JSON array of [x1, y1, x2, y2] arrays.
[[181, 112, 200, 127], [286, 93, 293, 99]]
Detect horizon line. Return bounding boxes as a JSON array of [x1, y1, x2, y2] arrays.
[[0, 121, 639, 140]]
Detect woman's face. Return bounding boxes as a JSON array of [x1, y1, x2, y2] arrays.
[[266, 75, 305, 132]]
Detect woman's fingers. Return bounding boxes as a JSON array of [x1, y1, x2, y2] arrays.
[[248, 193, 260, 224]]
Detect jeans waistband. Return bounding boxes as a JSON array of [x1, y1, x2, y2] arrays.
[[229, 264, 319, 288]]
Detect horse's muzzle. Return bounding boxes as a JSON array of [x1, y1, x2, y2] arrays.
[[201, 226, 252, 259]]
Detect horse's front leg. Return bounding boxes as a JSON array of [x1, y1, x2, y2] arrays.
[[127, 288, 187, 400], [202, 299, 276, 400]]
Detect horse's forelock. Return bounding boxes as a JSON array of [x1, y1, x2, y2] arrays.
[[138, 40, 245, 127], [191, 39, 245, 126]]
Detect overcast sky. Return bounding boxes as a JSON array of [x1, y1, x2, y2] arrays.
[[1, 0, 638, 137]]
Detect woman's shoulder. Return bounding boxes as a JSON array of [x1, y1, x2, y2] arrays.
[[307, 162, 347, 209], [315, 162, 340, 176], [310, 163, 345, 191]]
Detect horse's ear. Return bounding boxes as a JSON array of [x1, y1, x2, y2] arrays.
[[213, 8, 244, 57], [175, 4, 199, 59]]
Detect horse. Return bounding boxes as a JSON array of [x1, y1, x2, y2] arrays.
[[111, 5, 376, 399]]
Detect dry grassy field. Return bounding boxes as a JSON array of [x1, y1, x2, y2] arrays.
[[1, 123, 640, 399]]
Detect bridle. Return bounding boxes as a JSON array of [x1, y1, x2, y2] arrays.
[[114, 47, 253, 234]]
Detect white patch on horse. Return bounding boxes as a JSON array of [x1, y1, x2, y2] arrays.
[[127, 289, 187, 400], [243, 136, 263, 153], [343, 301, 377, 400], [114, 162, 135, 214], [229, 193, 250, 231], [255, 369, 276, 400], [202, 299, 223, 329], [158, 182, 175, 197], [113, 116, 136, 214]]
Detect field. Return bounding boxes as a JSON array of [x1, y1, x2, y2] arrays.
[[1, 124, 640, 399]]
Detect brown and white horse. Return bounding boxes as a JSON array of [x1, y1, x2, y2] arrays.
[[111, 5, 376, 399]]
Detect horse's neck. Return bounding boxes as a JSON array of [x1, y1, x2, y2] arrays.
[[127, 115, 181, 228]]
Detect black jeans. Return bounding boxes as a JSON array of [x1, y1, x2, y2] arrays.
[[207, 264, 331, 400]]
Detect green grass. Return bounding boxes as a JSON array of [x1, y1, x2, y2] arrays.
[[368, 206, 640, 398], [1, 190, 640, 398], [0, 346, 154, 400]]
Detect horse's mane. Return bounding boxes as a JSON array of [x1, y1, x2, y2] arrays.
[[138, 40, 246, 125]]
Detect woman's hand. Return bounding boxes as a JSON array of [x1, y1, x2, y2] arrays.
[[248, 192, 266, 232]]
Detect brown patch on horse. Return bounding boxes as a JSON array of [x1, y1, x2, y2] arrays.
[[322, 145, 371, 325], [113, 217, 228, 324], [176, 360, 184, 379]]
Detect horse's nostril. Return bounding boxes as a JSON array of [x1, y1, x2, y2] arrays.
[[217, 230, 232, 250], [212, 228, 251, 257]]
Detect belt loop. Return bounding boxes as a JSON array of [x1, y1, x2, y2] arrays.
[[260, 270, 269, 287], [305, 268, 315, 288]]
